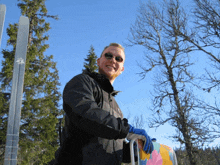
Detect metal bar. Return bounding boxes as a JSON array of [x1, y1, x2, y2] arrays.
[[129, 139, 140, 165], [130, 139, 136, 165], [4, 16, 29, 165], [0, 4, 6, 47]]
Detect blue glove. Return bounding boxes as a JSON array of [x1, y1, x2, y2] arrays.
[[128, 124, 154, 154]]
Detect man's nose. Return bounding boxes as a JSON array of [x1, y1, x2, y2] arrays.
[[110, 56, 117, 63]]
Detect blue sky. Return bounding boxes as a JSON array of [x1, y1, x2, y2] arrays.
[[1, 0, 219, 149]]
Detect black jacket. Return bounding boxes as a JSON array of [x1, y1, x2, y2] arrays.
[[54, 69, 130, 165]]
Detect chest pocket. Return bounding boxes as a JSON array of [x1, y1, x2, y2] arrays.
[[102, 90, 123, 119]]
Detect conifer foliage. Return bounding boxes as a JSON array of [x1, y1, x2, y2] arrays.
[[0, 0, 62, 164], [83, 45, 98, 73]]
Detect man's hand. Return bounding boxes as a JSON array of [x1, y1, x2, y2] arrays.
[[128, 124, 154, 154]]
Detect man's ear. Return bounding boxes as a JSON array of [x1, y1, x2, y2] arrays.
[[121, 66, 124, 72]]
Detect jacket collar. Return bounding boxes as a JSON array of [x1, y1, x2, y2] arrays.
[[83, 69, 120, 96]]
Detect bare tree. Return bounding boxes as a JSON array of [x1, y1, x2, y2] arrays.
[[180, 0, 220, 91], [200, 100, 220, 137], [132, 115, 145, 129], [176, 0, 220, 138], [127, 0, 212, 164]]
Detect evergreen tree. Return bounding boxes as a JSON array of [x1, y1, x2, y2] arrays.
[[0, 0, 62, 164], [83, 45, 98, 73], [175, 145, 220, 165]]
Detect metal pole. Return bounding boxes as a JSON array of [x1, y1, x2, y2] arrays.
[[4, 16, 29, 165], [0, 4, 6, 47]]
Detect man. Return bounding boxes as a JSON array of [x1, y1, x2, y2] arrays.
[[54, 43, 153, 165]]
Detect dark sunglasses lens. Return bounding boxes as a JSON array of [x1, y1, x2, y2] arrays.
[[116, 56, 123, 62], [105, 53, 113, 59], [104, 53, 123, 62]]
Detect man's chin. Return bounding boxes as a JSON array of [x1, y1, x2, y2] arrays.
[[99, 70, 119, 80]]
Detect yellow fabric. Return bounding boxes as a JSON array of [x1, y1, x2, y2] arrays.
[[159, 144, 173, 165], [140, 149, 151, 160]]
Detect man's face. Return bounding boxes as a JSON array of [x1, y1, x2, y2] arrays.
[[97, 46, 125, 83]]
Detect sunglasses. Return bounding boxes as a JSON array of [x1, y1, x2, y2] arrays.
[[104, 53, 123, 63]]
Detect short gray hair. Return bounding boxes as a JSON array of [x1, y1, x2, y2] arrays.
[[100, 43, 125, 57]]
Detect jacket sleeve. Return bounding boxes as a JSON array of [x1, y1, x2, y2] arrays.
[[63, 74, 130, 139]]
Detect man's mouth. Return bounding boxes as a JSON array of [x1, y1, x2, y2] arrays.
[[106, 65, 115, 70]]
